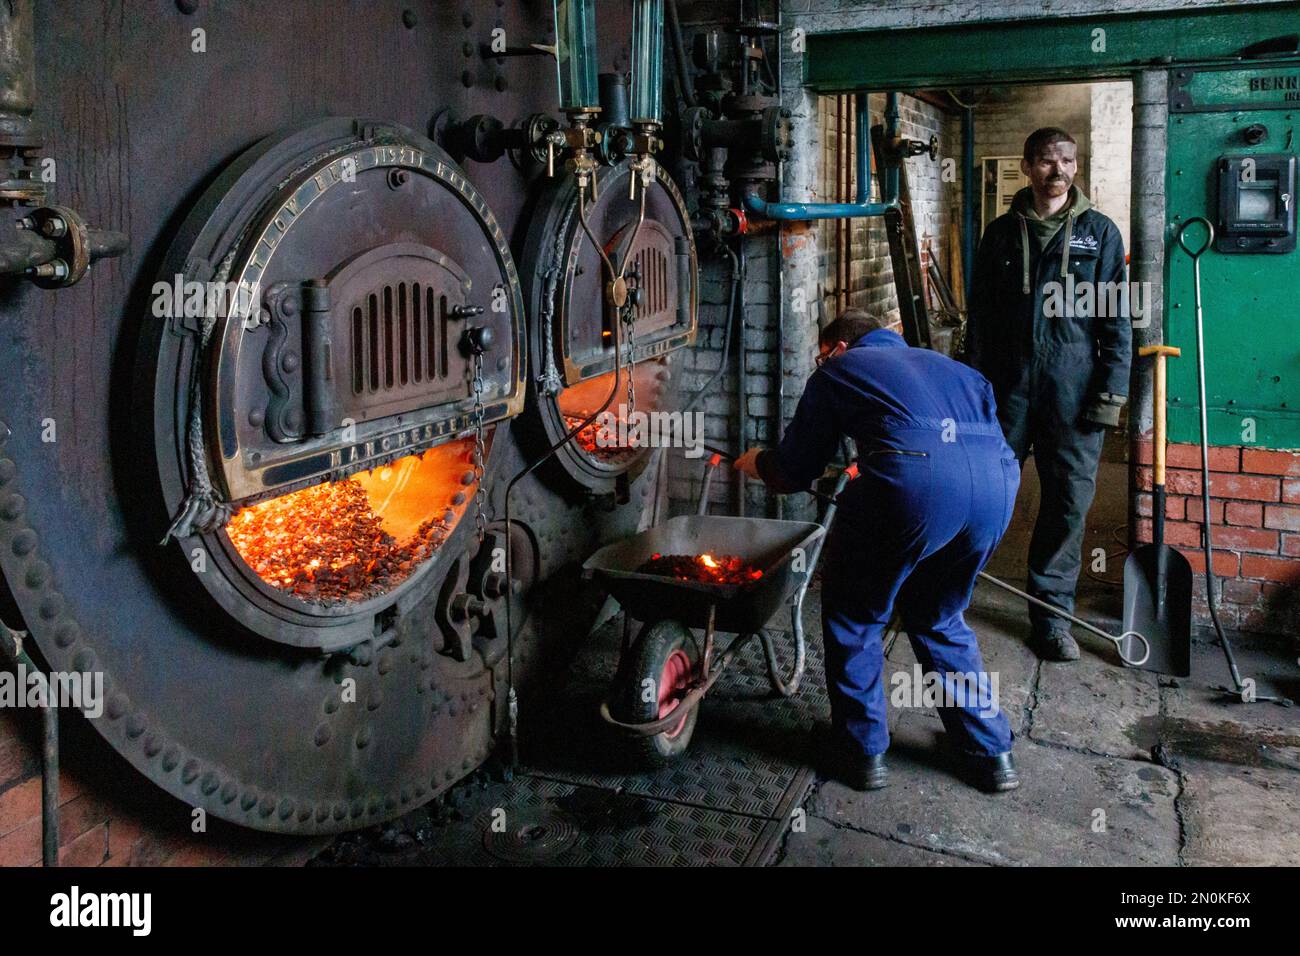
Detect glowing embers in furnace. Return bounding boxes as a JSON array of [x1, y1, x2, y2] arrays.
[[558, 358, 672, 466], [225, 438, 480, 606]]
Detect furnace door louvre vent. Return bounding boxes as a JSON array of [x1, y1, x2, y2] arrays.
[[333, 243, 476, 423]]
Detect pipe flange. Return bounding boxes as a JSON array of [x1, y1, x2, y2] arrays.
[[26, 205, 90, 288]]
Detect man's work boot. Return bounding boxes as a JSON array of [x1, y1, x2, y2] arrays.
[[962, 751, 1020, 793], [815, 726, 889, 791], [1030, 621, 1080, 662]]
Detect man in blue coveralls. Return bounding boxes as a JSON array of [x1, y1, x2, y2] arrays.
[[734, 310, 1020, 792]]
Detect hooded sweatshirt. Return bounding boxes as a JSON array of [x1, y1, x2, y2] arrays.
[[1011, 185, 1093, 294]]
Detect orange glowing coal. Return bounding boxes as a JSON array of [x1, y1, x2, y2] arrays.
[[637, 552, 763, 585], [225, 438, 480, 606]]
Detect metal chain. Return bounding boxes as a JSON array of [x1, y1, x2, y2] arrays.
[[624, 304, 637, 418], [471, 349, 487, 542]]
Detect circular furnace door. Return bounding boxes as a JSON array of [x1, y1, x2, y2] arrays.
[[143, 118, 526, 653], [519, 157, 698, 493]]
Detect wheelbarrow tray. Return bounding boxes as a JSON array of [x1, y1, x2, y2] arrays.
[[583, 515, 825, 634]]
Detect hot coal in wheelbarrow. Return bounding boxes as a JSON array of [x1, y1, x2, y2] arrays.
[[582, 455, 849, 764]]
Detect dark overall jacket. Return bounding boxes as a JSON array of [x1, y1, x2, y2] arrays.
[[966, 191, 1132, 433], [966, 189, 1133, 626]]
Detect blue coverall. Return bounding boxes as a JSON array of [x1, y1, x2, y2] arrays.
[[756, 328, 1018, 757]]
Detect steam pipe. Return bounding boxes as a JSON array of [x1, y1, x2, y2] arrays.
[[744, 92, 901, 221]]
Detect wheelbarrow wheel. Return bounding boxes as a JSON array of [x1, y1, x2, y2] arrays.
[[612, 619, 700, 766]]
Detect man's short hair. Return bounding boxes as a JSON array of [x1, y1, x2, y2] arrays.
[[820, 308, 886, 348], [1023, 127, 1076, 162]]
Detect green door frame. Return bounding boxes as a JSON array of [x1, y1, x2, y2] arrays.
[[804, 3, 1300, 92]]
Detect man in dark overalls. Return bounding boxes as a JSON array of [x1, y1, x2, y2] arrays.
[[735, 311, 1020, 793], [967, 127, 1132, 661]]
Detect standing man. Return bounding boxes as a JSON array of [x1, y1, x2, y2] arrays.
[[735, 310, 1021, 793], [967, 127, 1132, 662]]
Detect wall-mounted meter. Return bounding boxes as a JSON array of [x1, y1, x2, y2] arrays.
[[1215, 153, 1296, 253]]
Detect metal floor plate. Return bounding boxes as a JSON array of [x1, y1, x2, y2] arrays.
[[317, 617, 827, 866]]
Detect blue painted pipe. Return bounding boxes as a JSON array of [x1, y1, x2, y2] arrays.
[[745, 92, 900, 221]]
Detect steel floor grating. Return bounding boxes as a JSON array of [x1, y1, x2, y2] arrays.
[[317, 617, 826, 866]]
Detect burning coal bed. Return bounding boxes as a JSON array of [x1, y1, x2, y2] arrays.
[[226, 442, 477, 606], [637, 553, 764, 586]]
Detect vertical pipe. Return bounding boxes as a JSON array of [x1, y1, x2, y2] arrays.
[[962, 105, 976, 304], [42, 693, 58, 867], [736, 240, 747, 516], [0, 0, 36, 142], [772, 0, 784, 520], [1128, 71, 1168, 548]]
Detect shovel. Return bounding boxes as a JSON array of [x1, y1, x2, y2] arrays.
[[1122, 344, 1192, 676]]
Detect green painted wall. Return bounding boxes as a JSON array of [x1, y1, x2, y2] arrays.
[[1164, 63, 1300, 449]]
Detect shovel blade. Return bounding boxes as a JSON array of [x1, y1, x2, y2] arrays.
[[1123, 544, 1193, 677]]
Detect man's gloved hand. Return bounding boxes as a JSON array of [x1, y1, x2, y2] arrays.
[[734, 447, 763, 480], [1082, 392, 1126, 429]]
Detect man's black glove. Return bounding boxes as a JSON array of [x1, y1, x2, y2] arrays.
[[1082, 392, 1126, 429]]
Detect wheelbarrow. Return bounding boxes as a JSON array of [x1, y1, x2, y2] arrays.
[[583, 454, 851, 764]]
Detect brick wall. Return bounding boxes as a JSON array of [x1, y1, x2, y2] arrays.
[[1134, 441, 1300, 635], [0, 699, 324, 865], [815, 93, 963, 329]]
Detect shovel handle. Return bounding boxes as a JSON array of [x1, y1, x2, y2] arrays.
[[1139, 345, 1181, 487]]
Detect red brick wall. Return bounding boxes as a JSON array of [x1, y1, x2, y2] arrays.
[[0, 706, 324, 866], [1134, 441, 1300, 636]]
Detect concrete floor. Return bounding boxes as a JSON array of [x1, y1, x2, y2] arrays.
[[779, 436, 1300, 866]]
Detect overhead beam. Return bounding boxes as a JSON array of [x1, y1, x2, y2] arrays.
[[804, 3, 1300, 91]]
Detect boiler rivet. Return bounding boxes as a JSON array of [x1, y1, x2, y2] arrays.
[[13, 532, 38, 559], [281, 350, 300, 373], [39, 595, 63, 620], [221, 782, 238, 804], [162, 747, 180, 772], [279, 799, 294, 820], [176, 0, 197, 13], [126, 714, 147, 739], [53, 624, 77, 648], [495, 76, 507, 93], [461, 70, 474, 88], [1, 494, 26, 521], [72, 648, 95, 672], [462, 11, 473, 28], [200, 772, 219, 795], [462, 41, 473, 58], [314, 724, 331, 746], [248, 408, 265, 428], [402, 9, 417, 29], [181, 760, 199, 784], [355, 728, 371, 749], [259, 797, 275, 817], [144, 735, 163, 758], [0, 458, 14, 485], [25, 561, 50, 589], [281, 298, 297, 317], [107, 695, 128, 720]]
